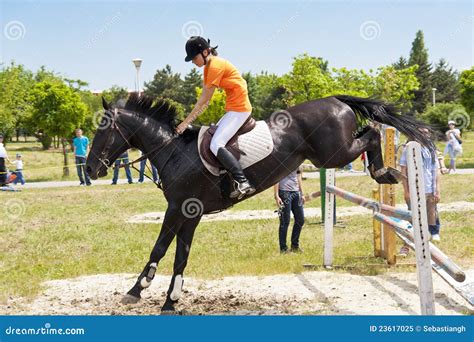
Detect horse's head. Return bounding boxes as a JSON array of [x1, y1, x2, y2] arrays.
[[86, 98, 133, 180]]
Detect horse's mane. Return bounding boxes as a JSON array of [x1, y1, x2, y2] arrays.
[[116, 93, 198, 142], [120, 93, 178, 130]]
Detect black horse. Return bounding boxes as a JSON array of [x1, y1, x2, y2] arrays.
[[86, 93, 433, 312]]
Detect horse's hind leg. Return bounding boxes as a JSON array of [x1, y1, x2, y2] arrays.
[[122, 206, 184, 304], [359, 127, 403, 184], [161, 217, 200, 313]]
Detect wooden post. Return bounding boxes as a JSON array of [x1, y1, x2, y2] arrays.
[[323, 169, 336, 268], [372, 188, 382, 257], [382, 127, 397, 264]]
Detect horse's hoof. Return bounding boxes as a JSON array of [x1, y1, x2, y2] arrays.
[[374, 167, 403, 184], [121, 294, 141, 304]]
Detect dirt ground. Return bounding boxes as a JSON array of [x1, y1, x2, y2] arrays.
[[2, 270, 472, 316]]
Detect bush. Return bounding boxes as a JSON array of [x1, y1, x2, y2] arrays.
[[421, 103, 470, 138]]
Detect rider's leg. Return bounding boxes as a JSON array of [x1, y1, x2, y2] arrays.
[[210, 111, 255, 198]]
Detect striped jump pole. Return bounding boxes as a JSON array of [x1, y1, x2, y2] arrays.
[[373, 213, 466, 283], [326, 185, 412, 221]]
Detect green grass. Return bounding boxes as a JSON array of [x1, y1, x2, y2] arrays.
[[1, 176, 473, 302]]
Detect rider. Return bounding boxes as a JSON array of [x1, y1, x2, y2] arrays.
[[176, 36, 256, 198]]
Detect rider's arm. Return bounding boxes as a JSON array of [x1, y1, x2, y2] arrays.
[[182, 85, 216, 126]]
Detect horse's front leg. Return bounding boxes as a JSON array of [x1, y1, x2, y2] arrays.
[[161, 216, 201, 313], [122, 205, 185, 304]]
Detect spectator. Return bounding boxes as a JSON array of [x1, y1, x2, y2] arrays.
[[0, 134, 10, 186], [274, 166, 305, 254], [11, 153, 25, 185], [138, 151, 159, 183], [112, 151, 134, 185], [399, 130, 441, 256], [444, 120, 462, 174], [73, 129, 91, 186]]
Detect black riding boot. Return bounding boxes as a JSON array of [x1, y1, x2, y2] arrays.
[[216, 147, 256, 199]]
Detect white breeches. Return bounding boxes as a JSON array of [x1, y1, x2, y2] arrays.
[[210, 111, 251, 156]]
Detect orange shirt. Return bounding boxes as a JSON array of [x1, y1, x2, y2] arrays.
[[203, 56, 252, 113]]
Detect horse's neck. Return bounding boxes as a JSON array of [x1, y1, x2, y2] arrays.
[[132, 123, 175, 173]]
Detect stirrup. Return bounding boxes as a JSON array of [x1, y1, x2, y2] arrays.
[[230, 180, 256, 199]]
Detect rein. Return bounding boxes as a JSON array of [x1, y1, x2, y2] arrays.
[[100, 108, 178, 190]]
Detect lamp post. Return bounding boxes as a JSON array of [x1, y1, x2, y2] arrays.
[[132, 58, 143, 96], [432, 88, 437, 106]]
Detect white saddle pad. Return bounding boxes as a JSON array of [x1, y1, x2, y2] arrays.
[[197, 120, 274, 176]]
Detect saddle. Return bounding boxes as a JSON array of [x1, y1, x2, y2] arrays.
[[200, 116, 257, 169]]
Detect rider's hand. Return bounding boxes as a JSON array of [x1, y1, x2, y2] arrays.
[[176, 121, 189, 135]]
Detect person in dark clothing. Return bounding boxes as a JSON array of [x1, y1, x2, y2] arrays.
[[274, 166, 305, 253]]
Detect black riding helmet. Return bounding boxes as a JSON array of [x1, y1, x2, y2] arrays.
[[184, 36, 216, 63]]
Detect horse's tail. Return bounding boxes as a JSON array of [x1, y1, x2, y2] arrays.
[[334, 95, 435, 152]]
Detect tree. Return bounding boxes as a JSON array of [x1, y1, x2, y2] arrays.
[[144, 65, 183, 102], [431, 59, 459, 103], [392, 56, 409, 70], [101, 85, 129, 104], [194, 87, 226, 125], [422, 103, 470, 136], [281, 54, 334, 105], [181, 68, 202, 112], [374, 65, 419, 112], [331, 67, 374, 97], [408, 30, 432, 114], [0, 62, 35, 141], [29, 80, 88, 176], [253, 72, 290, 120], [459, 67, 474, 128]]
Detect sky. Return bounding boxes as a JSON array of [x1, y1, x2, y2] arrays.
[[1, 0, 472, 91]]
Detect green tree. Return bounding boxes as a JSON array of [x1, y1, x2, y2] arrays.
[[181, 68, 202, 112], [144, 65, 183, 102], [422, 103, 470, 135], [374, 65, 419, 112], [195, 87, 226, 125], [281, 53, 334, 105], [253, 72, 290, 120], [431, 59, 460, 103], [392, 56, 409, 70], [29, 80, 88, 176], [0, 62, 35, 141], [459, 67, 474, 127], [408, 30, 432, 114], [331, 67, 374, 97], [101, 85, 129, 104]]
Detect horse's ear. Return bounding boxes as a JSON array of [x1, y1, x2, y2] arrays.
[[102, 97, 109, 110]]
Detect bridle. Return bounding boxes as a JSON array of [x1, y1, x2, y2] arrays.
[[96, 108, 178, 190]]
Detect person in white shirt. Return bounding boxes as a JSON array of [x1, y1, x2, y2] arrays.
[[444, 120, 462, 174], [0, 134, 10, 186], [11, 153, 25, 185]]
